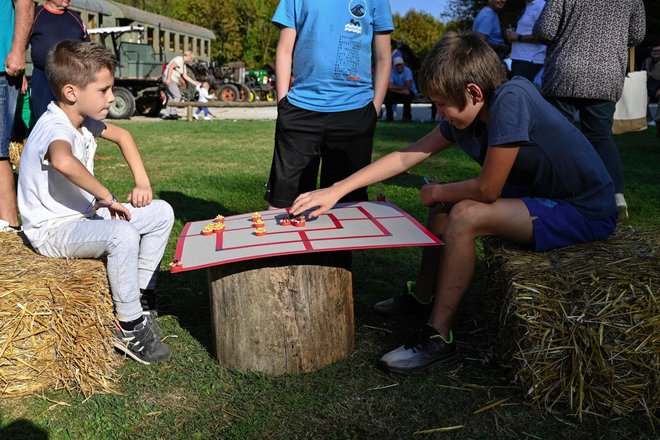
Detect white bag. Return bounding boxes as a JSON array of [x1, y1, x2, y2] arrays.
[[613, 48, 647, 135]]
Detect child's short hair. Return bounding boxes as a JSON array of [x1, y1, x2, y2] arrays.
[[46, 41, 116, 101], [418, 32, 507, 110]]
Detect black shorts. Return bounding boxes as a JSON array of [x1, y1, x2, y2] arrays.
[[265, 97, 378, 208]]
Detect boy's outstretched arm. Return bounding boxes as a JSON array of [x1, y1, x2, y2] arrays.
[[101, 123, 153, 208], [47, 140, 131, 220], [372, 32, 392, 112], [421, 145, 519, 207], [291, 127, 452, 218]]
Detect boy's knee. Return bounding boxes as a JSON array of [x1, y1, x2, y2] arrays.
[[150, 199, 175, 229], [109, 223, 140, 252], [444, 200, 482, 236]]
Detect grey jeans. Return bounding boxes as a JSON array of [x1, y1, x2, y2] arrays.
[[36, 200, 175, 322]]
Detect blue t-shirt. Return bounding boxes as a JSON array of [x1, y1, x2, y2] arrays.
[[438, 77, 616, 220], [472, 7, 504, 46], [0, 1, 15, 74], [390, 65, 417, 94], [31, 6, 89, 70], [272, 0, 394, 112]]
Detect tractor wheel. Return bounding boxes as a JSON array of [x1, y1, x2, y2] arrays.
[[219, 84, 240, 102], [265, 89, 277, 102], [108, 87, 136, 119], [237, 84, 251, 102]]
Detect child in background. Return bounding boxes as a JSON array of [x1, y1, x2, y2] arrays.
[[193, 81, 214, 120], [291, 33, 617, 374], [18, 41, 174, 365]]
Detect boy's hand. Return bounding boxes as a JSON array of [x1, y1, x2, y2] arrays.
[[127, 185, 153, 208], [421, 184, 453, 213], [94, 195, 132, 221], [291, 187, 341, 218]]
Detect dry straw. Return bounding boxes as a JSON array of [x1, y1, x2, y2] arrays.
[[484, 226, 658, 420], [0, 233, 122, 398]]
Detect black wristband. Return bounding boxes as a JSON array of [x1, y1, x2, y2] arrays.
[[517, 34, 523, 43]]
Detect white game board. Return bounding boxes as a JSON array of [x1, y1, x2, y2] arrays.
[[171, 201, 441, 273]]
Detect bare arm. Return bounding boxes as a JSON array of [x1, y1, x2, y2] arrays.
[[291, 127, 453, 217], [275, 27, 296, 101], [372, 32, 392, 111], [421, 145, 519, 206], [101, 123, 153, 208], [4, 0, 34, 75], [47, 140, 131, 220]]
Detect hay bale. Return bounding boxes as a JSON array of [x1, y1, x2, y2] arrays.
[[484, 226, 659, 419], [0, 233, 122, 398]]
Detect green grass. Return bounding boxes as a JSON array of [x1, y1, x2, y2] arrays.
[[1, 120, 658, 439]]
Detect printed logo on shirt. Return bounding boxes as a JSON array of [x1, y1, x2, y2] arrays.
[[349, 0, 367, 18], [344, 19, 362, 34]]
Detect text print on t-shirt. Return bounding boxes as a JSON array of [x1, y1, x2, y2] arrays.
[[335, 0, 367, 81]]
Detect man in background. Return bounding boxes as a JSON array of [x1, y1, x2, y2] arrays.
[[472, 0, 509, 59]]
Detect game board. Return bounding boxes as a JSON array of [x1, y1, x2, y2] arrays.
[[170, 201, 442, 273]]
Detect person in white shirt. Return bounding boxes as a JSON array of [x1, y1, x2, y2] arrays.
[[162, 50, 201, 119], [18, 41, 174, 365], [504, 0, 546, 81], [193, 81, 215, 120]]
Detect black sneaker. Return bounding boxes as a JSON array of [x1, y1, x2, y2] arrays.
[[373, 281, 434, 315], [377, 324, 457, 374], [113, 317, 171, 365]]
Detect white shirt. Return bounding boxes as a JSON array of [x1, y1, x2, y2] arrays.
[[511, 0, 547, 64], [17, 102, 106, 247], [197, 86, 211, 103], [164, 56, 186, 83]]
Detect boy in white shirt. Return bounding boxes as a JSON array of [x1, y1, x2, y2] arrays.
[[18, 41, 174, 365], [193, 81, 214, 120]]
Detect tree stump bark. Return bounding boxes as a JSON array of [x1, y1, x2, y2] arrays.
[[207, 252, 354, 375]]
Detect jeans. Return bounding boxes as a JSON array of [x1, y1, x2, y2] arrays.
[[194, 106, 209, 117], [546, 97, 624, 193], [36, 200, 175, 322], [0, 74, 20, 157]]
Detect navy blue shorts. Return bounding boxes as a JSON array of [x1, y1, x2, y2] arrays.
[[521, 197, 617, 252]]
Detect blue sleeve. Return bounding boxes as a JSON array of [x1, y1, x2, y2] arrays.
[[272, 0, 295, 29], [487, 88, 532, 146], [472, 9, 494, 36], [438, 120, 455, 143], [404, 68, 414, 82], [373, 0, 394, 32]]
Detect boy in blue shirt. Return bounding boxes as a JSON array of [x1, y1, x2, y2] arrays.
[[290, 33, 617, 374], [264, 0, 394, 208]]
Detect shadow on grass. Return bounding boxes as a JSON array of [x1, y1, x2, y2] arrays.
[[0, 418, 49, 440]]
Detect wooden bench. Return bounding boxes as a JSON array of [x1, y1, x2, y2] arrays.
[[168, 100, 277, 121]]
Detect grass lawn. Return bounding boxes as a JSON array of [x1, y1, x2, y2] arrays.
[[1, 120, 658, 439]]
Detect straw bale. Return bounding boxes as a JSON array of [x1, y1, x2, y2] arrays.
[[8, 140, 24, 168], [0, 233, 122, 398], [484, 226, 658, 419]]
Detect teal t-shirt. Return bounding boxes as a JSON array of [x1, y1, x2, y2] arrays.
[[0, 0, 15, 73], [272, 0, 394, 112]]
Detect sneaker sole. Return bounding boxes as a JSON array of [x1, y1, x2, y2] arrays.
[[376, 352, 459, 375]]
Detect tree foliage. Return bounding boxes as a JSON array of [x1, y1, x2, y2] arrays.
[[392, 11, 445, 65]]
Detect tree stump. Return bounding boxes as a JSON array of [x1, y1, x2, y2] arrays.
[[207, 252, 354, 375]]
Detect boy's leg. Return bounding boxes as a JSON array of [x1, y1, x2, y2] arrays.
[[0, 74, 20, 227], [428, 199, 533, 336], [319, 102, 378, 202], [203, 107, 209, 117], [379, 198, 533, 373], [384, 91, 394, 121], [36, 218, 145, 322], [265, 98, 323, 208], [98, 200, 175, 292]]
